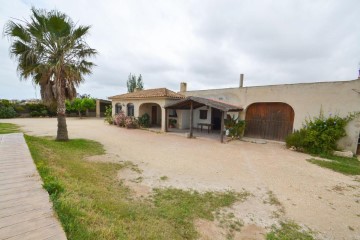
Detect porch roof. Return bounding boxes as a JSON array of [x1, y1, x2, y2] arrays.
[[165, 96, 243, 112], [108, 88, 185, 100]]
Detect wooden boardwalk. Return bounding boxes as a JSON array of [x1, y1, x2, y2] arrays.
[[0, 133, 67, 240]]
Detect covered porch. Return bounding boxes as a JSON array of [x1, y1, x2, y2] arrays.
[[165, 96, 243, 143]]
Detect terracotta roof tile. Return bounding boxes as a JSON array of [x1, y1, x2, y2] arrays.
[[109, 88, 185, 100]]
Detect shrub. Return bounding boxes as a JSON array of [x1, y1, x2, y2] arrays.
[[224, 115, 246, 139], [26, 103, 47, 112], [125, 116, 138, 128], [14, 105, 26, 113], [138, 113, 150, 127], [114, 111, 126, 127], [104, 105, 113, 124], [0, 106, 17, 118], [47, 108, 57, 117], [286, 111, 358, 154], [285, 129, 307, 151], [26, 103, 54, 117], [0, 99, 11, 107], [30, 111, 39, 117], [41, 109, 48, 116]]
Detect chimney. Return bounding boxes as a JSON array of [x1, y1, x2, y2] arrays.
[[180, 82, 187, 92], [239, 74, 244, 88]]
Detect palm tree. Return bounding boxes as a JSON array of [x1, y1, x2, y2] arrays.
[[4, 8, 97, 140]]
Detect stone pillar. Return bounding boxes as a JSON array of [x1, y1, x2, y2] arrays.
[[112, 102, 116, 116], [161, 107, 166, 132], [96, 99, 100, 118]]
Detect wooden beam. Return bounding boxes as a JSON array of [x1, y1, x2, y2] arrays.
[[164, 108, 168, 132], [220, 111, 225, 143], [190, 101, 193, 138]]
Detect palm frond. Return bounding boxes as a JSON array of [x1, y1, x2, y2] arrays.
[[5, 7, 97, 103]]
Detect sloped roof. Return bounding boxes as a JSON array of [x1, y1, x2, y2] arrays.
[[108, 88, 185, 100], [165, 96, 243, 112]]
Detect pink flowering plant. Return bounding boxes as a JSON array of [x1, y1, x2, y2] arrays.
[[124, 116, 138, 128], [114, 111, 126, 127]]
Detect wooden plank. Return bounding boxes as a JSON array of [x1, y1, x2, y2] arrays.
[[6, 223, 65, 240], [164, 108, 168, 132], [220, 111, 225, 143], [0, 133, 67, 240], [244, 102, 294, 141]]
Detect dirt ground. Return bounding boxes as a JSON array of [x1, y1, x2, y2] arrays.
[[2, 118, 360, 240]]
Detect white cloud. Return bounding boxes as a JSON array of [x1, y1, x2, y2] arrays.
[[1, 0, 360, 100]]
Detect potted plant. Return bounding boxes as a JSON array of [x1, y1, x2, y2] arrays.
[[169, 119, 177, 128]]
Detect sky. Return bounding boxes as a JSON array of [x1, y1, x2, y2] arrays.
[[1, 0, 360, 100]]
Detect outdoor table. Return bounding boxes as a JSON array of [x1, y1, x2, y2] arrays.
[[198, 123, 214, 133]]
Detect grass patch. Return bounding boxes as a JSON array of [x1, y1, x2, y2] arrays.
[[265, 191, 281, 206], [215, 210, 244, 239], [307, 154, 360, 175], [153, 188, 248, 238], [266, 221, 314, 240], [160, 175, 168, 181], [0, 122, 20, 134], [25, 135, 243, 240], [263, 191, 285, 218]]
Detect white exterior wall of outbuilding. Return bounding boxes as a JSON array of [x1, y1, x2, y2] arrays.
[[184, 79, 360, 153]]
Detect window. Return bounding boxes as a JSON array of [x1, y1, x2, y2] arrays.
[[115, 103, 122, 114], [200, 110, 207, 119], [127, 103, 134, 116], [168, 109, 177, 117]]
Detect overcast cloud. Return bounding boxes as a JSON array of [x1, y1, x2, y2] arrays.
[[1, 0, 360, 100]]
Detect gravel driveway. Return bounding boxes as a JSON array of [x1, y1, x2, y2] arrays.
[[2, 118, 359, 240]]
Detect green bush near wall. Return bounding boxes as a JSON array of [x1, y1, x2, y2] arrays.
[[286, 111, 358, 154], [138, 113, 151, 127]]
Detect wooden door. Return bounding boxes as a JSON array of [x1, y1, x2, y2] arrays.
[[244, 102, 294, 141], [151, 106, 157, 125]]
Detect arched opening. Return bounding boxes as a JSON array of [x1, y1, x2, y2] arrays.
[[127, 103, 134, 117], [115, 103, 122, 114], [244, 102, 294, 141], [139, 103, 162, 126]]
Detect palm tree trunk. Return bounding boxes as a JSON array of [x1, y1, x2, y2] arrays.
[[56, 80, 69, 141]]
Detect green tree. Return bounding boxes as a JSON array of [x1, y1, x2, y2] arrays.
[[127, 73, 136, 93], [66, 97, 95, 118], [136, 74, 144, 90], [4, 8, 97, 140], [82, 97, 96, 116], [126, 73, 144, 92]]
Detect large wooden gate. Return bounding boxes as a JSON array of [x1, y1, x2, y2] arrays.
[[244, 102, 294, 141]]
